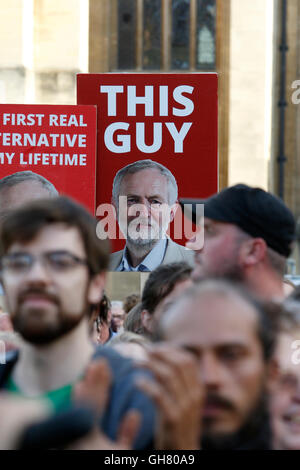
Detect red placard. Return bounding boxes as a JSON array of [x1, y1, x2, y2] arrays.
[[0, 104, 97, 213], [77, 73, 218, 249]]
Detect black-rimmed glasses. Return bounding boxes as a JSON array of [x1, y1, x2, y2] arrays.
[[1, 250, 89, 275]]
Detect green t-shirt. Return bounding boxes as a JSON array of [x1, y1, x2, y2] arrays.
[[5, 376, 74, 413]]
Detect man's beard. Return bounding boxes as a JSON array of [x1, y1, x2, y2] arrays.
[[201, 388, 271, 450], [11, 287, 87, 346], [216, 264, 245, 283], [193, 260, 246, 284], [119, 216, 169, 252]]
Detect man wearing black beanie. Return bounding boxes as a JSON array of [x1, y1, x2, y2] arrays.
[[180, 184, 296, 300]]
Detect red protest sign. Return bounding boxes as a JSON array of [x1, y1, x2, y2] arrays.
[[0, 104, 97, 213], [77, 73, 217, 250]]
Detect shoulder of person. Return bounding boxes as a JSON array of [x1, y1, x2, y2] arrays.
[[92, 345, 156, 449]]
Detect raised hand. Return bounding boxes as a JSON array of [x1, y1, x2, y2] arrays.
[[137, 344, 203, 450]]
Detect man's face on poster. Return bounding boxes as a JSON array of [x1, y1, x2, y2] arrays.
[[115, 168, 176, 247], [0, 180, 55, 220]]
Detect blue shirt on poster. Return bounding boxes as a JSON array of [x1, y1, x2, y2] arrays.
[[116, 238, 167, 272]]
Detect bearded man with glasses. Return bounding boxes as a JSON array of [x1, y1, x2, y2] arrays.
[[0, 196, 155, 449]]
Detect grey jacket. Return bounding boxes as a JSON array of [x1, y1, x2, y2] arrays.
[[109, 238, 195, 271]]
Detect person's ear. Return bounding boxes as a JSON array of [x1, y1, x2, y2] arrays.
[[239, 238, 267, 268], [111, 197, 118, 221], [87, 272, 107, 304], [169, 201, 179, 223], [141, 309, 154, 334]]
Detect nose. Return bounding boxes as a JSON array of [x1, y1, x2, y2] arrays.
[[128, 200, 151, 218], [199, 353, 223, 390], [139, 202, 151, 218], [24, 258, 52, 284]]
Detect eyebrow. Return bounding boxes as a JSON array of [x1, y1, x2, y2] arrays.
[[126, 194, 164, 200], [148, 195, 164, 201], [216, 343, 249, 353], [179, 341, 249, 353]]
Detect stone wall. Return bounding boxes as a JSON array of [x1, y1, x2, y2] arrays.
[[0, 0, 88, 105], [228, 0, 275, 190]]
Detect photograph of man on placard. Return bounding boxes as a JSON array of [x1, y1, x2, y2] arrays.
[[0, 171, 58, 220], [109, 159, 194, 272]]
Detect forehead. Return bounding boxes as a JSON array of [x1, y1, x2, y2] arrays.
[[164, 293, 260, 349], [119, 169, 169, 198], [7, 223, 86, 256], [111, 304, 124, 314], [204, 217, 240, 234], [0, 181, 51, 212], [113, 312, 124, 318]]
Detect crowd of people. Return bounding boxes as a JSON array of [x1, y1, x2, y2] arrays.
[[0, 170, 300, 451]]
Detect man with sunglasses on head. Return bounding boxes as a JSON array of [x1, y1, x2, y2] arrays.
[[0, 196, 155, 449]]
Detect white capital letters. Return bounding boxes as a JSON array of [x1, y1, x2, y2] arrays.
[[136, 122, 162, 153], [127, 86, 154, 116], [100, 85, 124, 116], [173, 85, 194, 116], [166, 122, 192, 153], [104, 122, 130, 153]]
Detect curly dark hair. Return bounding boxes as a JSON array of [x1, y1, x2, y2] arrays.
[[123, 294, 141, 314]]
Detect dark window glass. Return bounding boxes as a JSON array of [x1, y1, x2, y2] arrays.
[[143, 0, 162, 70], [196, 0, 216, 69], [118, 0, 137, 69], [171, 0, 190, 70]]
